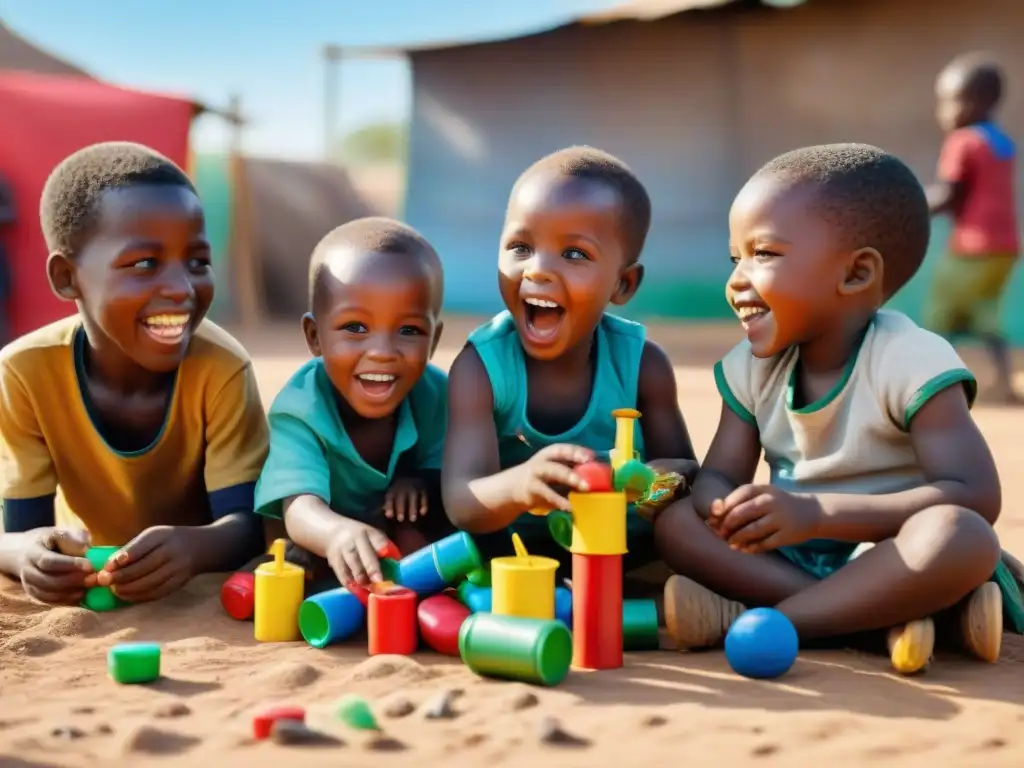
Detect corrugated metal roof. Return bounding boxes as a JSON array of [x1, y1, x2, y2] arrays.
[[338, 0, 805, 56]]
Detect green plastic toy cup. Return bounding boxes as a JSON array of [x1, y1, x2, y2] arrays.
[[82, 546, 128, 612], [458, 612, 572, 686]]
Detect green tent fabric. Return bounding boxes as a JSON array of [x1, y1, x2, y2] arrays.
[[191, 153, 233, 321]]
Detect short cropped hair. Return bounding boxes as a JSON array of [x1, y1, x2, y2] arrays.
[[308, 216, 444, 313], [942, 52, 1004, 110], [512, 146, 652, 264], [756, 143, 930, 296], [40, 141, 196, 257]]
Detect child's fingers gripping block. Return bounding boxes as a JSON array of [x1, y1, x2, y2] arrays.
[[108, 642, 161, 684]]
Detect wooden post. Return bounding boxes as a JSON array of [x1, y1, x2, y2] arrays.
[[225, 94, 263, 328], [323, 46, 341, 161]]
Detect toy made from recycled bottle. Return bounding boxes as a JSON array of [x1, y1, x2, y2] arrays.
[[254, 539, 305, 642]]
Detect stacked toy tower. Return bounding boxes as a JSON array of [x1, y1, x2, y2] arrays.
[[567, 408, 648, 671]]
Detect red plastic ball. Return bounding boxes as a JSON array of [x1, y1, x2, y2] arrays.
[[574, 461, 613, 492]]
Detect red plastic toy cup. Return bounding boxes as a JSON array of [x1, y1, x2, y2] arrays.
[[368, 586, 418, 656], [221, 571, 255, 621]]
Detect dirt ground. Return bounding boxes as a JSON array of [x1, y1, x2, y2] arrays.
[[0, 318, 1022, 767]]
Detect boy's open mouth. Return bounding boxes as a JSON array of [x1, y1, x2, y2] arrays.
[[140, 313, 191, 345], [355, 372, 398, 400], [523, 297, 565, 344], [734, 303, 771, 332]]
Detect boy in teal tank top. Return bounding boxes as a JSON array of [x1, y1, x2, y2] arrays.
[[255, 218, 453, 588], [443, 146, 699, 578]]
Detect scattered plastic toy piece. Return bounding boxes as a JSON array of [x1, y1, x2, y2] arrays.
[[253, 704, 306, 740], [335, 695, 380, 731], [465, 566, 491, 587], [546, 510, 574, 551], [253, 539, 305, 643], [221, 571, 255, 620], [725, 607, 799, 679], [418, 593, 471, 655], [108, 642, 161, 684], [613, 458, 657, 500], [82, 546, 128, 612], [368, 586, 418, 656]]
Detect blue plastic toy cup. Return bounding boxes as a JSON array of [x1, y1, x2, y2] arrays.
[[554, 586, 573, 627], [456, 581, 492, 613], [396, 547, 446, 596], [431, 532, 482, 583], [298, 588, 367, 648]]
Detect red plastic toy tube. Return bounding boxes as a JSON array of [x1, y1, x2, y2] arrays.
[[571, 553, 623, 670], [368, 586, 418, 655], [417, 593, 471, 656]]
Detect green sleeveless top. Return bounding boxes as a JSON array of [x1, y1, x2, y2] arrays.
[[468, 311, 649, 535]]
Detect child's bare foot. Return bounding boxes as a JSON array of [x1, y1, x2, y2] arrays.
[[887, 618, 934, 674], [664, 575, 746, 649], [956, 581, 1002, 662]]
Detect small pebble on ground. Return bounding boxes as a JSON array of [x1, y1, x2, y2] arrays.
[[538, 716, 590, 747]]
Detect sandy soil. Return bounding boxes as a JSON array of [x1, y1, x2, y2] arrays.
[[1, 319, 1023, 768]]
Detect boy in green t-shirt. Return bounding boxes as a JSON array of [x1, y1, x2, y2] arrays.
[[255, 217, 452, 587]]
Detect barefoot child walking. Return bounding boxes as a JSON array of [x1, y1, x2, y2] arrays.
[[925, 53, 1020, 403]]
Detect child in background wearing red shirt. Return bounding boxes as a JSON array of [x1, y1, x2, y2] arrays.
[[925, 53, 1020, 403]]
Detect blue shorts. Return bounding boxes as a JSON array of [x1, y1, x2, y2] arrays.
[[777, 539, 859, 579], [778, 539, 1024, 634]]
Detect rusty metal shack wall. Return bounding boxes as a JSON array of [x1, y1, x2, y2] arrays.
[[403, 0, 1024, 336]]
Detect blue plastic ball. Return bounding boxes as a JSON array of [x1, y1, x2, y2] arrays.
[[724, 608, 798, 679]]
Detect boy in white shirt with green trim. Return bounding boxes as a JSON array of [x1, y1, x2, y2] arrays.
[[654, 143, 1023, 674]]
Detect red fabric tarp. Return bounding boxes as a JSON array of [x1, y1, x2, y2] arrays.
[[0, 71, 194, 338]]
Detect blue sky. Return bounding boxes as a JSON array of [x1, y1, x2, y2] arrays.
[[0, 0, 619, 159]]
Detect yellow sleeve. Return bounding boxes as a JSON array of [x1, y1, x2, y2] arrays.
[[0, 362, 58, 500], [204, 362, 269, 493]]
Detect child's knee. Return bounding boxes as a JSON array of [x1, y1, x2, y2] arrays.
[[653, 498, 703, 557], [900, 505, 1000, 579]]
